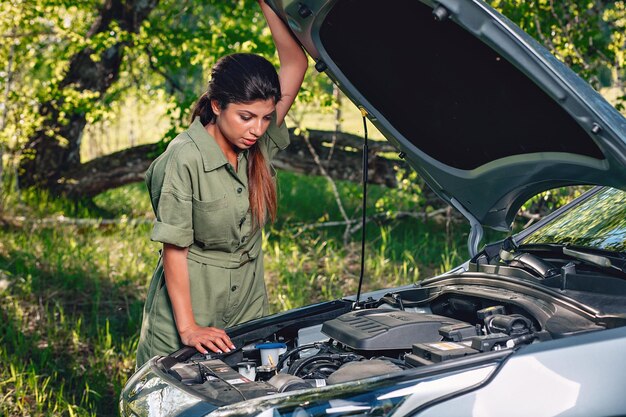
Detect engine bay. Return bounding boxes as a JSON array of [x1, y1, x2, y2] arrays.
[[155, 283, 609, 405]]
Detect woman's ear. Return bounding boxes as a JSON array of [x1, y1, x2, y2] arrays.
[[210, 99, 221, 117]]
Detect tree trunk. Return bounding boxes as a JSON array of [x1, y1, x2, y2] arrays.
[[18, 0, 159, 191], [276, 129, 401, 188]]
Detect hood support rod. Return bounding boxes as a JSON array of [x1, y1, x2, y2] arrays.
[[450, 197, 484, 258], [354, 106, 369, 309]]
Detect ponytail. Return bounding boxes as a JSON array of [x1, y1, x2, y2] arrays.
[[190, 92, 215, 126], [248, 145, 277, 227]]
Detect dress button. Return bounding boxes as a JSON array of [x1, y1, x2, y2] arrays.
[[231, 285, 238, 292], [237, 187, 243, 194], [241, 236, 246, 243]]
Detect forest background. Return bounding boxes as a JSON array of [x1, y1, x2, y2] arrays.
[[0, 0, 624, 415]]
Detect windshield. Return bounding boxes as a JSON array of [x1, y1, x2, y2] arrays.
[[523, 187, 626, 253]]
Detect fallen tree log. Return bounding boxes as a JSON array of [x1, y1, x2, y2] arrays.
[[274, 129, 402, 188], [56, 128, 410, 198]]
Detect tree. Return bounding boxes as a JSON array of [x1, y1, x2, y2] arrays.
[[7, 0, 284, 196], [2, 0, 624, 200], [18, 0, 159, 191], [488, 0, 625, 102]]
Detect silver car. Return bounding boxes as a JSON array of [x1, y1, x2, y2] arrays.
[[120, 0, 626, 416]]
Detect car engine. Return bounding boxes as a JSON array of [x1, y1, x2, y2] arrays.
[[161, 293, 546, 404]]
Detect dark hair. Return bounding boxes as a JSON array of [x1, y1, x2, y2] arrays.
[[191, 53, 282, 227]]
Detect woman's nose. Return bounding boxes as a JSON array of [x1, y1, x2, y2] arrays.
[[250, 119, 263, 137]]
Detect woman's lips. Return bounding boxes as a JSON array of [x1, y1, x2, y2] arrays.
[[242, 138, 257, 146]]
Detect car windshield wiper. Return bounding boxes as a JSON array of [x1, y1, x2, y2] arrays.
[[562, 246, 626, 275]]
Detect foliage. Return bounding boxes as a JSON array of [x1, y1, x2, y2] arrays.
[[518, 186, 590, 219], [373, 168, 425, 216], [489, 0, 626, 108], [135, 0, 280, 133], [0, 1, 59, 180], [0, 0, 304, 191]]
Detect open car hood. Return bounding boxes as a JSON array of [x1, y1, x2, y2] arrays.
[[270, 0, 626, 232]]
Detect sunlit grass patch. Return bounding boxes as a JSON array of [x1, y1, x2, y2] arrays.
[[263, 221, 465, 315]]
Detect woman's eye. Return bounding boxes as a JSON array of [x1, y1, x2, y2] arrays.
[[240, 115, 251, 121]]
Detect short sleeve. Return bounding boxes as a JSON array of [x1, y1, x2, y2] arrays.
[[261, 113, 290, 160], [149, 145, 195, 248]]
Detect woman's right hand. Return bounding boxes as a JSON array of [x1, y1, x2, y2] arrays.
[[179, 323, 236, 355], [162, 244, 235, 355]]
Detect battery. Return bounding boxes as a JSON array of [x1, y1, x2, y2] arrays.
[[407, 341, 479, 366]]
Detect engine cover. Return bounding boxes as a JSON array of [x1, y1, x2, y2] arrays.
[[321, 309, 466, 350]]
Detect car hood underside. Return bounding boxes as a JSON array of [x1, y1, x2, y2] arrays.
[[271, 0, 626, 231]]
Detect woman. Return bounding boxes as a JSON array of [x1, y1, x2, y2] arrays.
[[136, 1, 307, 367]]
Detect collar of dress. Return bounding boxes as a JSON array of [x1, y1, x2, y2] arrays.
[[187, 116, 248, 172]]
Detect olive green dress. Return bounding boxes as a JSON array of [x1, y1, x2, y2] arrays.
[[135, 115, 289, 367]]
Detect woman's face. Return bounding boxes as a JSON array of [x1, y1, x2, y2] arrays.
[[211, 99, 276, 151]]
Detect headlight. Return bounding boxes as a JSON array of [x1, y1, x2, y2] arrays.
[[210, 365, 496, 417], [120, 359, 216, 417]]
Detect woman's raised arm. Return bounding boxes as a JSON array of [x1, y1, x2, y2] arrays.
[[259, 0, 308, 125]]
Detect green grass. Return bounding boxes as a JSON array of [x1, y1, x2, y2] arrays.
[[0, 218, 152, 416], [0, 168, 471, 416]]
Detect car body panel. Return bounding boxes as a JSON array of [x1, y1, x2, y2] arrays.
[[415, 326, 626, 417]]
